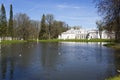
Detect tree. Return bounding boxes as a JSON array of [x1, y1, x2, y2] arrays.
[[0, 4, 7, 39], [39, 14, 48, 40], [46, 14, 54, 39], [96, 20, 104, 39], [95, 0, 120, 42], [14, 13, 31, 40], [8, 4, 13, 39], [30, 20, 40, 39], [39, 14, 68, 39], [52, 21, 68, 38]]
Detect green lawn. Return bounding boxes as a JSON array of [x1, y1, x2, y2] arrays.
[[0, 40, 27, 44], [104, 42, 120, 49], [106, 75, 120, 80], [0, 39, 113, 44], [38, 39, 112, 42]]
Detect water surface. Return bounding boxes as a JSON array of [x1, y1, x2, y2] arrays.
[[0, 42, 120, 80]]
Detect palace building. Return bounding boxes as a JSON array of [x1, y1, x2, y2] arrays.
[[58, 28, 111, 40]]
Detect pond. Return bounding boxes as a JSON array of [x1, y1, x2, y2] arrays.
[[0, 42, 120, 80]]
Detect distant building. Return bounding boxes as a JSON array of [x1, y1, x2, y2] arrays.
[[0, 37, 12, 40], [0, 38, 1, 42], [0, 37, 23, 40], [58, 28, 87, 40], [58, 28, 111, 40]]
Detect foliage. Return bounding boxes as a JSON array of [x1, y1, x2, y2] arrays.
[[95, 0, 120, 42], [30, 20, 39, 39], [8, 4, 13, 39], [39, 14, 68, 40], [0, 4, 68, 40], [13, 13, 31, 40], [46, 14, 54, 39], [96, 20, 105, 39], [106, 75, 120, 80], [39, 14, 48, 39], [51, 20, 68, 38], [0, 4, 7, 38]]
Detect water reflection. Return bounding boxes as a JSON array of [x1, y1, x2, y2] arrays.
[[0, 44, 15, 80], [40, 43, 59, 69], [114, 50, 120, 73], [0, 42, 119, 80]]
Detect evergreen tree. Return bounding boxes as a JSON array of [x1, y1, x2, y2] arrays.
[[39, 14, 48, 39], [0, 4, 7, 38], [8, 4, 13, 39]]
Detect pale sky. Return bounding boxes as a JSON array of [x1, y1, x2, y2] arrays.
[[0, 0, 101, 29]]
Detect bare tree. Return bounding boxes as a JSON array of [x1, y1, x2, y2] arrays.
[[52, 20, 68, 39], [95, 0, 120, 42], [30, 20, 40, 40], [96, 20, 104, 39], [14, 13, 31, 40], [46, 14, 54, 39]]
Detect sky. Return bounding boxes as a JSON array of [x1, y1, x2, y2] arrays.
[[0, 0, 101, 29]]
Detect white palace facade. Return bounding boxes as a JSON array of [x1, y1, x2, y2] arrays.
[[58, 28, 110, 40]]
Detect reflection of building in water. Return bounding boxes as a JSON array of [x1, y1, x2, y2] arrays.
[[58, 28, 114, 40]]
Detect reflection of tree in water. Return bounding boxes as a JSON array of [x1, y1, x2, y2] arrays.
[[18, 42, 34, 66], [40, 43, 59, 69], [0, 43, 39, 80], [94, 43, 117, 78], [114, 50, 120, 73], [10, 58, 15, 80], [0, 44, 15, 80], [1, 45, 8, 79], [95, 42, 103, 63]]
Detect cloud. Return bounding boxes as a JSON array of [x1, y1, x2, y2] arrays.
[[58, 16, 99, 21], [57, 5, 68, 8], [57, 4, 80, 9], [26, 5, 40, 13]]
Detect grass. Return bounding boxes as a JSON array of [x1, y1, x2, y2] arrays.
[[0, 39, 113, 44], [37, 39, 112, 42], [104, 42, 120, 49], [0, 40, 27, 44], [106, 75, 120, 80]]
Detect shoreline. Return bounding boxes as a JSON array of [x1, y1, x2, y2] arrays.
[[104, 43, 120, 49], [106, 75, 120, 80], [0, 40, 27, 44], [0, 39, 112, 44], [33, 39, 112, 42]]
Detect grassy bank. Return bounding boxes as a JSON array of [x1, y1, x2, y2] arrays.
[[104, 42, 120, 49], [0, 39, 112, 44], [0, 40, 27, 44], [106, 75, 120, 80], [37, 39, 112, 42]]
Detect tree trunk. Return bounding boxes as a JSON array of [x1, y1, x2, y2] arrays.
[[115, 17, 120, 42]]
